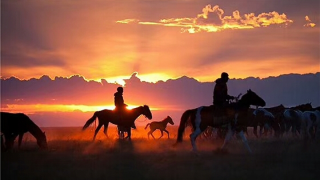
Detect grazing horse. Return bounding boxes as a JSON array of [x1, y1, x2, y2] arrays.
[[282, 103, 313, 137], [301, 110, 320, 139], [252, 108, 280, 137], [82, 105, 152, 141], [264, 104, 286, 134], [145, 116, 174, 139], [1, 112, 48, 150], [175, 89, 266, 153]]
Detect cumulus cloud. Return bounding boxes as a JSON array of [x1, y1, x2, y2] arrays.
[[117, 4, 294, 33], [304, 16, 316, 27]]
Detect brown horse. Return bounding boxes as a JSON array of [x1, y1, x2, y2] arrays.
[[175, 89, 266, 153], [145, 116, 174, 139], [1, 112, 48, 150], [82, 105, 152, 141]]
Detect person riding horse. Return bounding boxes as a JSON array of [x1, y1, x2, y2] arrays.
[[213, 72, 236, 138], [114, 87, 136, 129], [213, 72, 235, 112]]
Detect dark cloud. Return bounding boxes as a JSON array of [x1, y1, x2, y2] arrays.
[[1, 72, 319, 109]]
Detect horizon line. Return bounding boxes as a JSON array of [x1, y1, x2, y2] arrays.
[[1, 71, 319, 85]]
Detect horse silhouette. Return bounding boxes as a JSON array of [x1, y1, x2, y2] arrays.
[[281, 103, 313, 137], [1, 112, 48, 150], [175, 89, 266, 153], [145, 116, 174, 139], [82, 105, 152, 141]]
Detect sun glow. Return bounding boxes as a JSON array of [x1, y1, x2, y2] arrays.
[[1, 104, 160, 114]]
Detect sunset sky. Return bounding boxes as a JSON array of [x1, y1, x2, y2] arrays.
[[1, 0, 320, 126], [1, 0, 319, 85]]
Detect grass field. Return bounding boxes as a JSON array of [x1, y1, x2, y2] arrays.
[[1, 126, 320, 180]]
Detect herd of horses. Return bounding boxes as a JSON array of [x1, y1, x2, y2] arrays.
[[1, 89, 320, 153]]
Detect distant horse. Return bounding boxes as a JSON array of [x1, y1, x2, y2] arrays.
[[264, 104, 286, 134], [282, 103, 313, 137], [175, 89, 266, 153], [251, 108, 280, 137], [82, 105, 152, 141], [1, 112, 48, 150], [301, 110, 320, 139], [145, 116, 174, 139]]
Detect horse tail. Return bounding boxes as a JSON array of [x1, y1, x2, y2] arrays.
[[144, 123, 151, 129], [176, 109, 194, 143], [82, 112, 97, 131]]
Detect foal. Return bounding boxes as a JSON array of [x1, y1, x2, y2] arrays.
[[145, 116, 174, 139]]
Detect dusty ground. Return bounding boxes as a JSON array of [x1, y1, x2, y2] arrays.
[[1, 126, 320, 180]]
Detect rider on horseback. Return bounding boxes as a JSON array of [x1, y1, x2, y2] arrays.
[[213, 72, 235, 109], [213, 72, 236, 138], [114, 87, 136, 129]]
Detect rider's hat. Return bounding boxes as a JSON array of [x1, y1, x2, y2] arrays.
[[117, 87, 123, 92], [221, 72, 229, 79]]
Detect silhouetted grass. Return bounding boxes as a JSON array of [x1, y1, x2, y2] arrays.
[[2, 127, 320, 180]]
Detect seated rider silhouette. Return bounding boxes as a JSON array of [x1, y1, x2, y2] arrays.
[[213, 72, 235, 116], [114, 87, 136, 129]]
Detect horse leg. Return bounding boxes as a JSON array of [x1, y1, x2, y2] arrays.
[[190, 106, 204, 152], [158, 130, 164, 139], [259, 125, 263, 137], [238, 130, 252, 153], [189, 128, 202, 152], [220, 124, 234, 151], [148, 129, 156, 139], [127, 128, 131, 140], [264, 123, 270, 137], [93, 123, 103, 141], [253, 125, 258, 138], [103, 122, 110, 139], [18, 133, 24, 148], [1, 135, 6, 151], [164, 129, 170, 139]]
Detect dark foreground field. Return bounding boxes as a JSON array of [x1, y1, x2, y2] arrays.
[[1, 126, 320, 180]]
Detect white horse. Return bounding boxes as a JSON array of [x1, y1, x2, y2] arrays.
[[301, 110, 320, 139], [282, 109, 304, 137], [252, 108, 275, 137]]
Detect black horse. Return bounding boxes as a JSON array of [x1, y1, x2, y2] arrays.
[[82, 105, 152, 141], [1, 112, 48, 150], [175, 89, 266, 153]]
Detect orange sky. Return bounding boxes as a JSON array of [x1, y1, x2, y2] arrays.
[[1, 0, 319, 85], [1, 0, 320, 119]]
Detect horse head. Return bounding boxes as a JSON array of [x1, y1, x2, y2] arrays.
[[37, 131, 48, 149], [166, 116, 174, 125], [293, 103, 313, 111], [241, 89, 266, 107], [142, 105, 153, 120]]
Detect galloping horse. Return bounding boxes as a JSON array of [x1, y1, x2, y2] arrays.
[[175, 89, 266, 153], [145, 116, 174, 139], [1, 112, 48, 150], [82, 105, 152, 141]]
